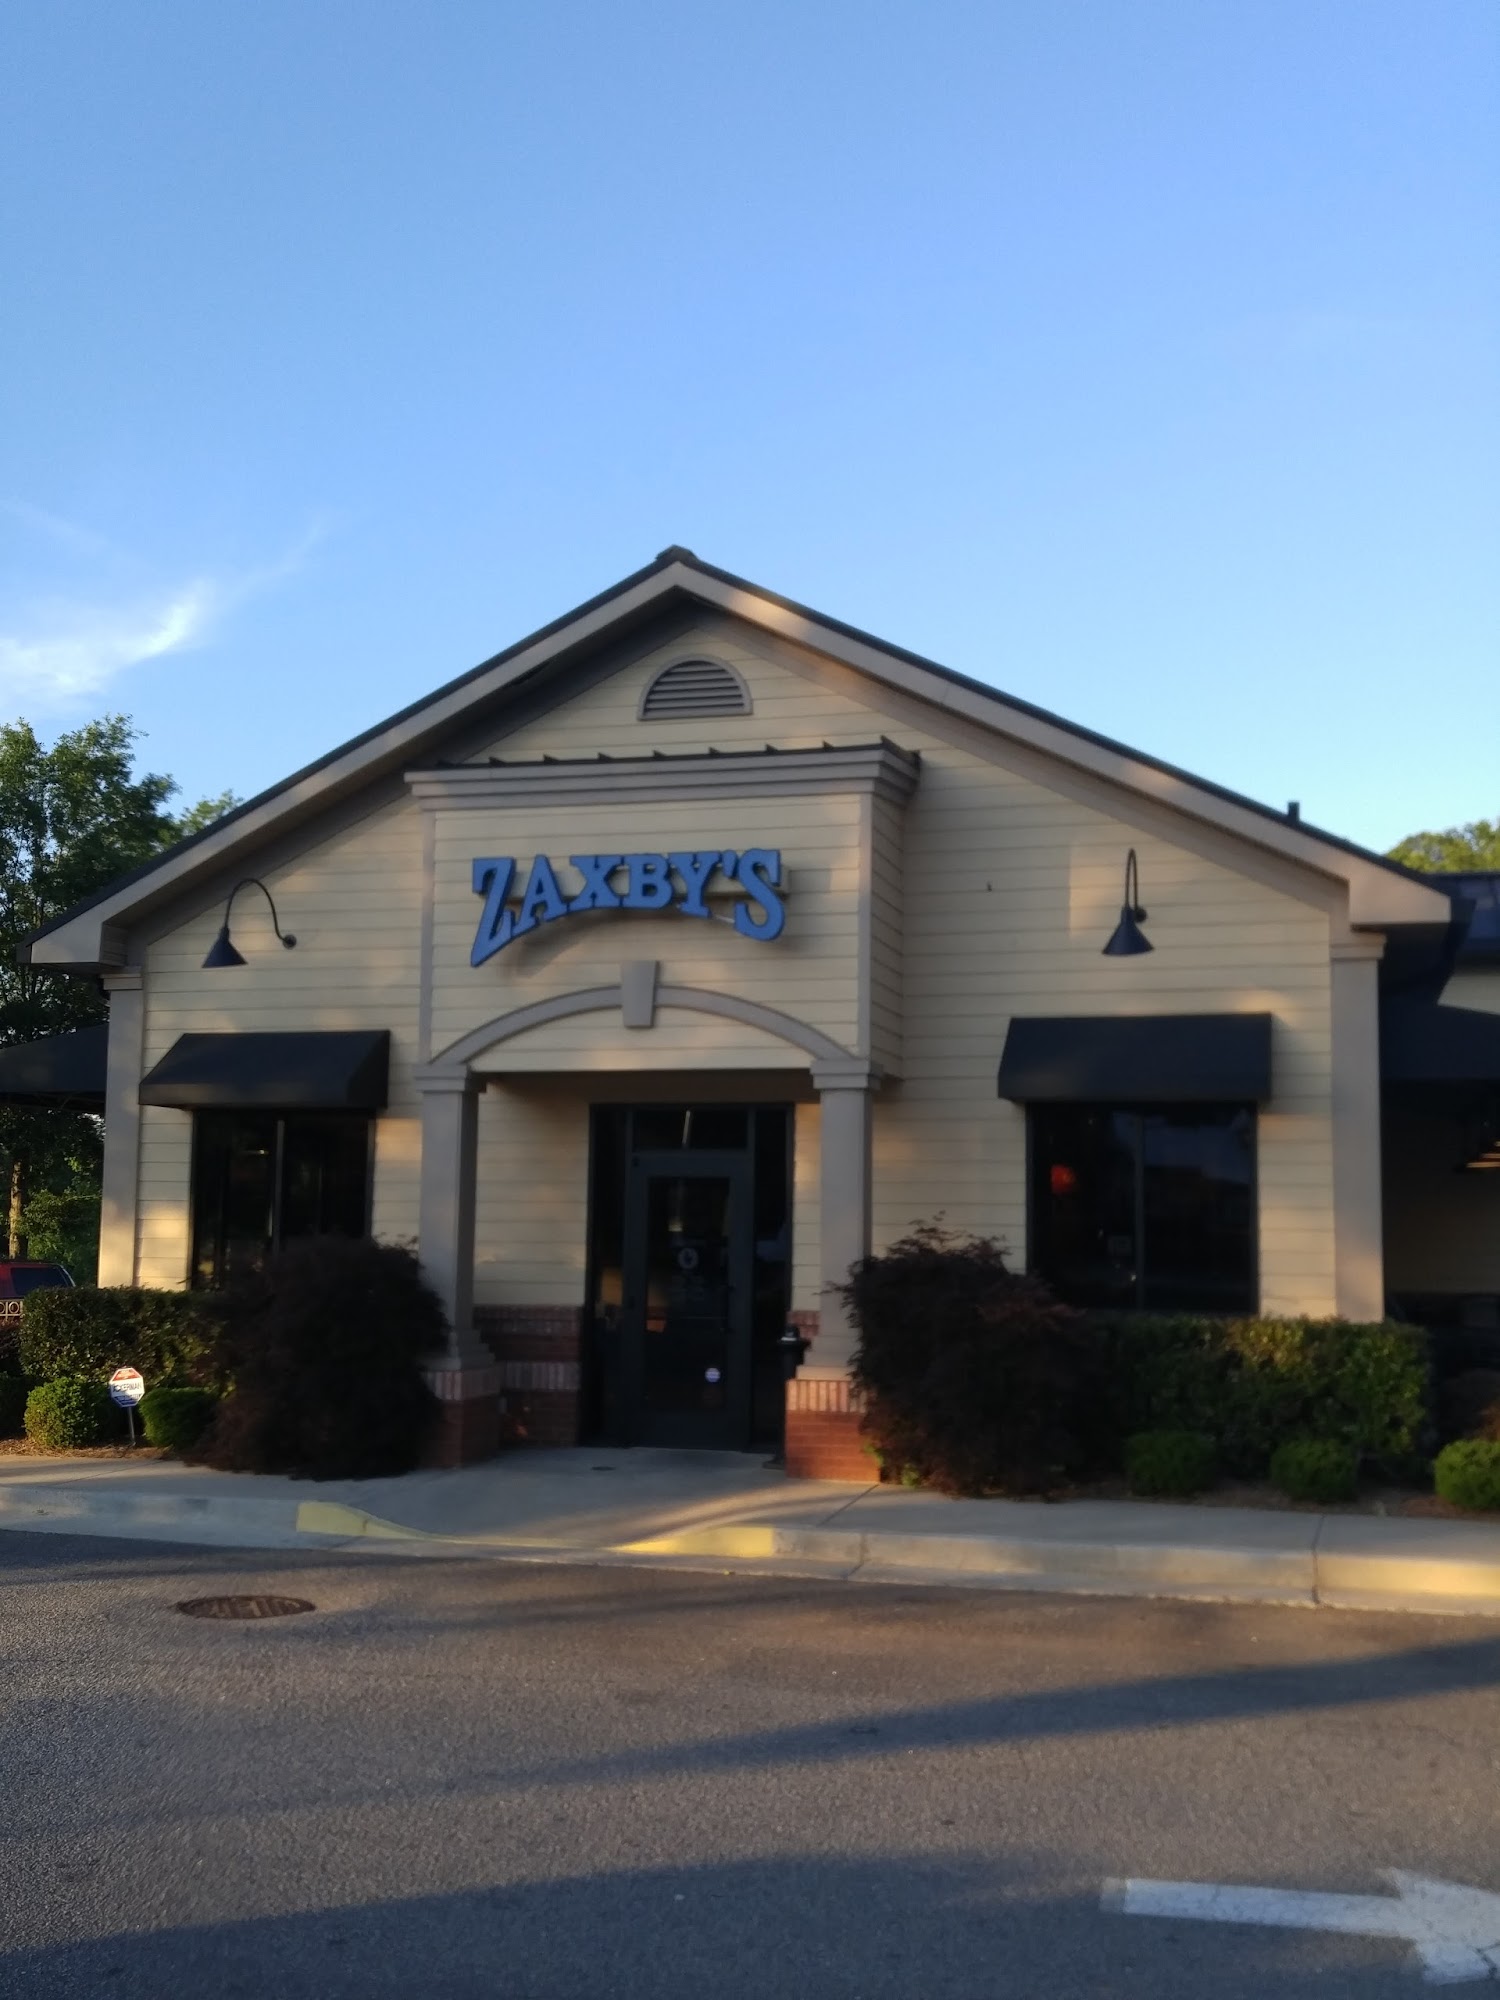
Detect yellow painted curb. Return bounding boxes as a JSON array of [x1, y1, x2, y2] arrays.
[[615, 1524, 785, 1559]]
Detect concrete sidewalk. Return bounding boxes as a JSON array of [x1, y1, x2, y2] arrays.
[[1, 1446, 1498, 1616]]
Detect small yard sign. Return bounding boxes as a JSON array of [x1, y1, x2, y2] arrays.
[[109, 1367, 145, 1407]]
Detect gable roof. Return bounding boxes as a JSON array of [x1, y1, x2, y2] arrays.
[[26, 545, 1451, 970]]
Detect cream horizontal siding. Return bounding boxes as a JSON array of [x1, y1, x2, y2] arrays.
[[474, 1084, 590, 1309], [464, 618, 1338, 1315], [428, 794, 865, 1061], [135, 796, 426, 1286], [126, 613, 1343, 1324], [486, 629, 886, 762]]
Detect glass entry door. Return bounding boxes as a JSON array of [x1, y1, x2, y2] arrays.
[[621, 1150, 753, 1448]]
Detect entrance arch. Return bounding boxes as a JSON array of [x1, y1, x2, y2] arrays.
[[419, 981, 855, 1081], [415, 982, 880, 1451]]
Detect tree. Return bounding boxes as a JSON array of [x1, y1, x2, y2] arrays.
[[0, 716, 238, 1262], [174, 790, 240, 838], [1388, 819, 1500, 873]]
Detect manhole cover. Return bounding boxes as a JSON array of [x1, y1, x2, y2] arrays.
[[175, 1595, 315, 1620]]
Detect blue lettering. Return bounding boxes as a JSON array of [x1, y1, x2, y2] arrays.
[[732, 849, 785, 942], [470, 858, 516, 966], [568, 853, 623, 911], [470, 843, 787, 963], [668, 850, 722, 919], [623, 853, 674, 909], [513, 854, 570, 936]]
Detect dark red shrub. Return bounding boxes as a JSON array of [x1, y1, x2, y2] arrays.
[[840, 1222, 1109, 1497], [187, 1237, 444, 1480]]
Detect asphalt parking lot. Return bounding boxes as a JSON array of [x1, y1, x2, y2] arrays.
[[5, 1529, 1499, 1996]]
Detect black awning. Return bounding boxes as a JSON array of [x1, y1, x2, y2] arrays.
[[1382, 997, 1500, 1085], [139, 1031, 390, 1111], [998, 1013, 1273, 1104], [0, 1024, 108, 1108]]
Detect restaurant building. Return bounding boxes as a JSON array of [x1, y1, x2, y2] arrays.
[[21, 551, 1500, 1473]]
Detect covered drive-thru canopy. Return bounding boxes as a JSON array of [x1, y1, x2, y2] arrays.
[[0, 1025, 107, 1109], [1380, 997, 1500, 1085]]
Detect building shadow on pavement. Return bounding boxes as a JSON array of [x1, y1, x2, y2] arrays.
[[0, 1853, 1446, 2000]]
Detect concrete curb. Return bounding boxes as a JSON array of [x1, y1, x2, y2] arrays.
[[3, 1476, 1498, 1616], [630, 1520, 1500, 1616], [0, 1480, 309, 1549]]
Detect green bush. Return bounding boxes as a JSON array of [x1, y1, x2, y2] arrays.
[[843, 1223, 1110, 1497], [139, 1386, 218, 1451], [1125, 1429, 1216, 1497], [188, 1236, 444, 1480], [0, 1375, 31, 1437], [1269, 1437, 1358, 1504], [24, 1376, 118, 1450], [1438, 1369, 1500, 1446], [1100, 1312, 1428, 1478], [20, 1287, 222, 1390], [1433, 1440, 1500, 1513]]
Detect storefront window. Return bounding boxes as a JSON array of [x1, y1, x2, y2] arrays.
[[191, 1110, 371, 1288], [1029, 1103, 1256, 1313]]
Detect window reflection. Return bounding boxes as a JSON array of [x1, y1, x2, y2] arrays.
[[1031, 1103, 1256, 1312], [191, 1110, 371, 1287]]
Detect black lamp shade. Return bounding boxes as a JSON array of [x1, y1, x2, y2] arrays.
[[1102, 849, 1153, 956], [202, 924, 246, 970], [1102, 905, 1153, 957]]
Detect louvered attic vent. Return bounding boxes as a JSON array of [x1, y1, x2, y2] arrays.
[[639, 658, 751, 720]]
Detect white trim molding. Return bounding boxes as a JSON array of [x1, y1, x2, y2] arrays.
[[420, 983, 860, 1083], [97, 968, 145, 1287], [404, 740, 922, 811]]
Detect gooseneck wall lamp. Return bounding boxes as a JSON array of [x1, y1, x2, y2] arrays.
[[202, 878, 298, 969], [1102, 849, 1153, 957]]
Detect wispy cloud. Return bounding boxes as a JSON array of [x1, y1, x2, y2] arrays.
[[0, 518, 328, 713], [0, 581, 220, 705]]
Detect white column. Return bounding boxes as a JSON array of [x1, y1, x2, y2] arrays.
[[809, 1059, 877, 1373], [98, 969, 144, 1287], [416, 1075, 485, 1366], [1331, 936, 1386, 1321]]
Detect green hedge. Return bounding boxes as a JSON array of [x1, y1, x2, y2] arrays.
[[19, 1287, 223, 1391], [25, 1377, 118, 1450], [1098, 1313, 1428, 1477], [1125, 1429, 1215, 1497], [139, 1386, 218, 1451], [1270, 1437, 1358, 1504], [1434, 1440, 1500, 1513]]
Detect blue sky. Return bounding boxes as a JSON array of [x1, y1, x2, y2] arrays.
[[2, 0, 1495, 849]]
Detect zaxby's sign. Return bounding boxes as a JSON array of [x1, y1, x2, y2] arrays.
[[470, 848, 785, 966]]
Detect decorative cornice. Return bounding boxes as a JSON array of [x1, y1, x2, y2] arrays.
[[405, 740, 922, 811], [809, 1057, 883, 1092], [1331, 935, 1386, 963]]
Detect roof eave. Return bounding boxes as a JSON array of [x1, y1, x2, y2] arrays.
[[24, 549, 1454, 967]]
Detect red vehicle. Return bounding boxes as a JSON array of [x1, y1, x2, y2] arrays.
[[0, 1261, 74, 1323]]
